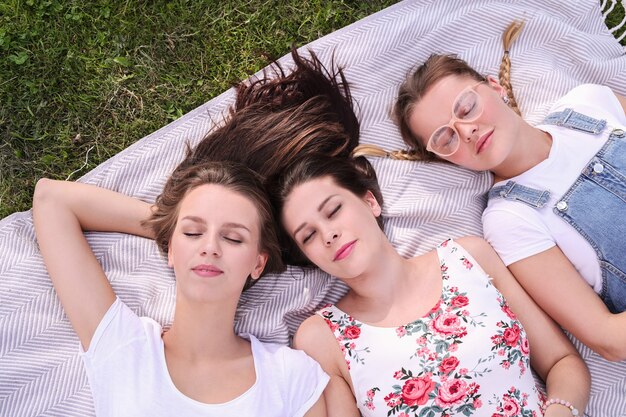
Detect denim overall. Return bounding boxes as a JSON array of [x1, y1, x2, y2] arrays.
[[488, 108, 626, 313]]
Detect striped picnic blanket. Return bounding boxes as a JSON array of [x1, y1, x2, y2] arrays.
[[1, 1, 625, 415]]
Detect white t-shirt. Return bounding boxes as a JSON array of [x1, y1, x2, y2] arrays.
[[80, 298, 329, 417], [483, 84, 626, 293]]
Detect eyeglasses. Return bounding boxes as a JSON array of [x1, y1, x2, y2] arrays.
[[426, 81, 485, 157]]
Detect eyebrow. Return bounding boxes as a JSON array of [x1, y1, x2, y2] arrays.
[[180, 216, 251, 232], [292, 194, 337, 236]]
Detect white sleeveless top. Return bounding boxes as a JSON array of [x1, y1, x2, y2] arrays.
[[316, 240, 543, 417]]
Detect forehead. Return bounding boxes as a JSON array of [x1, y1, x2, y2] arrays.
[[283, 176, 343, 217], [178, 184, 261, 227], [409, 75, 477, 134], [416, 75, 478, 114]]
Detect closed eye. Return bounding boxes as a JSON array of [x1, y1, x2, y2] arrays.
[[302, 231, 315, 245], [223, 236, 243, 244], [183, 232, 201, 237], [328, 204, 341, 218]]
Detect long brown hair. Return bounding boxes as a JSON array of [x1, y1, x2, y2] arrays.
[[143, 161, 284, 289], [175, 48, 360, 181], [270, 155, 384, 266]]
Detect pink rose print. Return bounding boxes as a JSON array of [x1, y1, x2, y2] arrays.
[[520, 337, 530, 355], [344, 325, 361, 339], [396, 326, 407, 338], [362, 387, 379, 411], [401, 375, 436, 406], [427, 300, 442, 316], [461, 257, 473, 269], [450, 295, 469, 308], [474, 398, 483, 408], [502, 397, 520, 416], [393, 370, 404, 379], [491, 386, 538, 417], [438, 356, 460, 375], [501, 304, 517, 320], [324, 318, 339, 332], [384, 392, 401, 407], [431, 312, 465, 337], [503, 325, 521, 347], [435, 379, 469, 408]]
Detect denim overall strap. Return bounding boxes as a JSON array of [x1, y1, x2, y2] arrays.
[[552, 127, 626, 312], [488, 181, 550, 208], [488, 109, 626, 312], [488, 109, 608, 206], [541, 108, 607, 134]]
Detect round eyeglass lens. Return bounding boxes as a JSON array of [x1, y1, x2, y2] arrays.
[[430, 127, 458, 156], [454, 89, 482, 120]]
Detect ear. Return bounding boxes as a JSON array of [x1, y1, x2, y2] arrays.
[[486, 75, 505, 96], [250, 252, 268, 280], [363, 190, 382, 217]]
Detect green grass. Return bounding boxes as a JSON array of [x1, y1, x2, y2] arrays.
[[604, 0, 626, 41], [1, 1, 624, 219], [0, 0, 398, 218]]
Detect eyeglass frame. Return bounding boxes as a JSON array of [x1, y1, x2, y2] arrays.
[[425, 80, 487, 157]]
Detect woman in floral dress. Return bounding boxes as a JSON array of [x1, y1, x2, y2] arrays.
[[273, 155, 590, 417]]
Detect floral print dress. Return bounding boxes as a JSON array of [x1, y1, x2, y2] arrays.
[[316, 239, 544, 417]]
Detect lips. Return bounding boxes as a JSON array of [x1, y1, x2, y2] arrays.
[[334, 240, 357, 261], [192, 264, 223, 277], [475, 129, 493, 154]]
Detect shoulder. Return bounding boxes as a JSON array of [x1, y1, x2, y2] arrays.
[[550, 84, 624, 122], [82, 298, 157, 356], [253, 335, 322, 373], [293, 314, 335, 351], [293, 314, 346, 376], [453, 236, 505, 274], [251, 335, 329, 409], [556, 84, 613, 106], [454, 236, 494, 259]]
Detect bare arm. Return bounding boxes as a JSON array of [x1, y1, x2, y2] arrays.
[[294, 316, 360, 417], [303, 396, 327, 417], [458, 237, 590, 415], [33, 179, 153, 350], [508, 246, 626, 361]]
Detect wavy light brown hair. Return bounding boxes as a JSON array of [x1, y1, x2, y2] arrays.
[[384, 21, 525, 162], [143, 161, 284, 289]]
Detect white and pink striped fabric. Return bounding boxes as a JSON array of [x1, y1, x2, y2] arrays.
[[1, 1, 625, 415]]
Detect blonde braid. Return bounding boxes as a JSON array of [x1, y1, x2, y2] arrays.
[[499, 20, 525, 116], [351, 144, 421, 161]]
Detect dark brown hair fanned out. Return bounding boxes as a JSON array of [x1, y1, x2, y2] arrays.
[[175, 48, 360, 182]]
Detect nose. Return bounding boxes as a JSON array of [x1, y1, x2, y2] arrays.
[[200, 235, 221, 257], [324, 229, 341, 246], [454, 120, 478, 142]]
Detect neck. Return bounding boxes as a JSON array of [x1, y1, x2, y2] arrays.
[[163, 295, 244, 360], [343, 237, 414, 306], [492, 124, 552, 182]]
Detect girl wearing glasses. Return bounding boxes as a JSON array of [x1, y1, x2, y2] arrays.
[[391, 23, 626, 362]]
